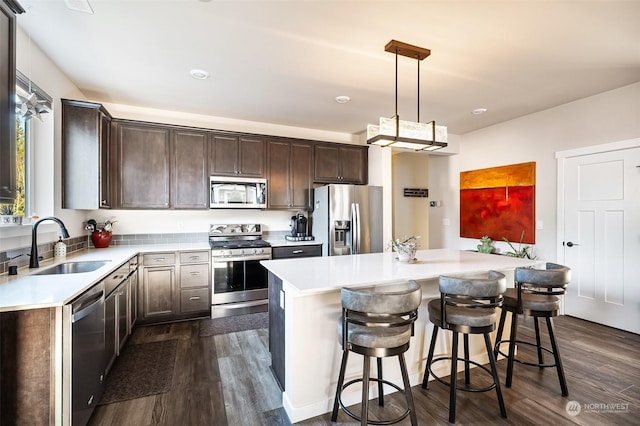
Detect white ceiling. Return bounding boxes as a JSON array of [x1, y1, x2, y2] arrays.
[[16, 0, 640, 136]]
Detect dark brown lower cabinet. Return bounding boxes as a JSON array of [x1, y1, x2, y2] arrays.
[[268, 272, 285, 390], [0, 309, 55, 424], [268, 244, 322, 389]]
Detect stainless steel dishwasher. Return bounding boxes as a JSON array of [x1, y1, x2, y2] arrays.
[[71, 281, 106, 426]]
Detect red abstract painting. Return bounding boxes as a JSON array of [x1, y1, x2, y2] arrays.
[[460, 162, 535, 244]]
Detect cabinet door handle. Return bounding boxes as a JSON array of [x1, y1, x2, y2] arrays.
[[189, 271, 200, 275], [189, 296, 201, 301], [292, 250, 303, 254]]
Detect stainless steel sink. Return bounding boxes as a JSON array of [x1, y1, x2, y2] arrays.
[[33, 261, 110, 275]]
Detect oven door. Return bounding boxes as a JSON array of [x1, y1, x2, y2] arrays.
[[211, 254, 271, 305]]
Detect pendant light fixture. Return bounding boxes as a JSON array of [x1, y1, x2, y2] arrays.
[[367, 40, 447, 151]]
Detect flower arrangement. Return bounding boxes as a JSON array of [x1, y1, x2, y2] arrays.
[[85, 218, 117, 248], [84, 218, 117, 233], [388, 235, 420, 262]]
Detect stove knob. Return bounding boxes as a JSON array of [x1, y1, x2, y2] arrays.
[[254, 248, 261, 255]]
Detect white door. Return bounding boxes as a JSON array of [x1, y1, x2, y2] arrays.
[[562, 147, 640, 333]]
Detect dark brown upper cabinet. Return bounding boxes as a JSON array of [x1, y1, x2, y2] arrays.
[[114, 121, 171, 209], [61, 99, 113, 209], [0, 1, 20, 204], [209, 135, 265, 177], [313, 143, 368, 185], [267, 139, 313, 210], [171, 129, 208, 209]]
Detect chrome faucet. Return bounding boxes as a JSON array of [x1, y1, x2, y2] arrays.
[[29, 217, 70, 268]]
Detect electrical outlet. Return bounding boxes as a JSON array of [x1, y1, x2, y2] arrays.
[[429, 201, 437, 207]]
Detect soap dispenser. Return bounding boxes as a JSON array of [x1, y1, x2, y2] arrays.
[[54, 237, 67, 258]]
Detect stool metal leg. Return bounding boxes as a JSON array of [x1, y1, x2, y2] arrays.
[[494, 309, 507, 359], [377, 357, 384, 407], [463, 334, 471, 387], [399, 353, 418, 426], [534, 317, 544, 368], [449, 331, 459, 423], [483, 333, 507, 418], [506, 312, 518, 388], [361, 355, 371, 426], [422, 326, 439, 389], [546, 317, 569, 396], [331, 350, 349, 421]]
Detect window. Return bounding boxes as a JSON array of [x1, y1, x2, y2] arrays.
[[1, 71, 51, 221], [0, 115, 26, 218]]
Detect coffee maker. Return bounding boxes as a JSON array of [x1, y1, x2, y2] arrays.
[[287, 211, 312, 240]]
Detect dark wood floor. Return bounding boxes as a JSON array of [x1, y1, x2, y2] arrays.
[[89, 315, 639, 425]]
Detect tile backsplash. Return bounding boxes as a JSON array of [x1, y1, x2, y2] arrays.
[[1, 231, 289, 275]]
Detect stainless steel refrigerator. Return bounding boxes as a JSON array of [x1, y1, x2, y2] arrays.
[[312, 184, 383, 256]]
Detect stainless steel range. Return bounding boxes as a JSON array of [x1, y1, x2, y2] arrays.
[[209, 224, 272, 318]]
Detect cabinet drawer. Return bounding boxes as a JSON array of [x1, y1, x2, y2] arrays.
[[180, 251, 210, 264], [143, 253, 176, 266], [180, 263, 209, 288], [272, 244, 322, 259], [105, 263, 130, 296], [180, 288, 210, 313]]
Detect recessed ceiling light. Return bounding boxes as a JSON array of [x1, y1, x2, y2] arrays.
[[472, 108, 488, 115], [335, 95, 350, 104], [190, 69, 210, 80]]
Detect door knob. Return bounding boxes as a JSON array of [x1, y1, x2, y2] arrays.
[[565, 241, 580, 247]]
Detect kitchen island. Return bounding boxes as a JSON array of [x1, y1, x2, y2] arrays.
[[260, 248, 540, 423]]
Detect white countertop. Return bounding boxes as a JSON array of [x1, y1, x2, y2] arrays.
[[0, 243, 211, 313], [261, 248, 540, 296]]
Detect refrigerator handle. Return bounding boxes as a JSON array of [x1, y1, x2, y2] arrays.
[[352, 203, 361, 254], [350, 203, 356, 254]]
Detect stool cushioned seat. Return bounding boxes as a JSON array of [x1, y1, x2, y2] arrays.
[[428, 299, 499, 328], [338, 318, 413, 349], [502, 288, 561, 312]]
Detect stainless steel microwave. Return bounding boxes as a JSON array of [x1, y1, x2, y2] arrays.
[[209, 176, 267, 209]]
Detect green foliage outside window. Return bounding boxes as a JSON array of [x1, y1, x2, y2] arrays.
[[0, 117, 26, 217]]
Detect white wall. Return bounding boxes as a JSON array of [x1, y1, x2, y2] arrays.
[[428, 82, 640, 262]]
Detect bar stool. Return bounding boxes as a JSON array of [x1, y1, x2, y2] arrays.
[[331, 280, 422, 426], [421, 271, 507, 423], [494, 262, 571, 396]]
